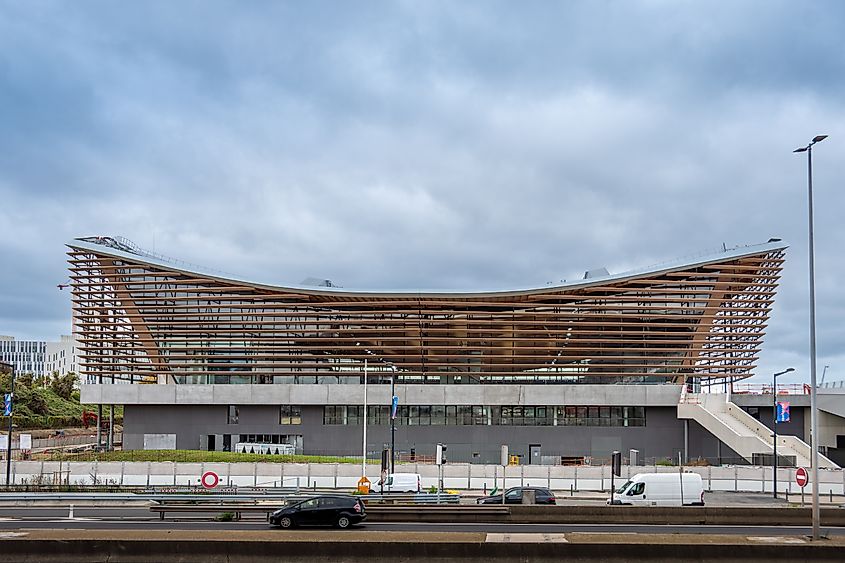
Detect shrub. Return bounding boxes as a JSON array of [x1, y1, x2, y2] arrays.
[[215, 512, 235, 522]]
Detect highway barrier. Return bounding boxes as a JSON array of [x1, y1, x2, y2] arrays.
[[8, 460, 845, 495], [143, 503, 845, 527]]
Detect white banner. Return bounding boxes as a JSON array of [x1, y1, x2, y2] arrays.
[[0, 434, 7, 449], [19, 434, 32, 451]]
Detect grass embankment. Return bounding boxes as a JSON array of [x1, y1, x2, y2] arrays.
[[42, 449, 381, 464], [0, 371, 123, 429]]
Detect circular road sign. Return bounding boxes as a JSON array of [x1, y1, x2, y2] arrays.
[[201, 470, 220, 489], [796, 467, 809, 488]]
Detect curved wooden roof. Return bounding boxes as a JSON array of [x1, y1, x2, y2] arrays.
[[68, 238, 786, 384]]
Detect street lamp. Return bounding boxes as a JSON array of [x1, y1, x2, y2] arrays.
[[1, 361, 14, 489], [794, 134, 827, 540], [772, 367, 795, 499], [820, 365, 830, 387], [389, 364, 397, 474], [356, 343, 369, 482]]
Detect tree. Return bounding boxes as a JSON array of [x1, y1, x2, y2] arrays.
[[49, 372, 78, 400]]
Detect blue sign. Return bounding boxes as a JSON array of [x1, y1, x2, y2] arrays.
[[3, 393, 11, 417], [776, 401, 790, 423], [391, 395, 398, 419]]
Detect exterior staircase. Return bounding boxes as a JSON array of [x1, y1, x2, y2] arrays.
[[677, 391, 839, 469]]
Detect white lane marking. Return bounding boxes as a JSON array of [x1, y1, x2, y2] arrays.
[[747, 536, 807, 544], [0, 532, 28, 538], [374, 522, 837, 530], [486, 533, 568, 543]]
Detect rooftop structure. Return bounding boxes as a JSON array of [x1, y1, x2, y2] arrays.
[[68, 237, 786, 386]]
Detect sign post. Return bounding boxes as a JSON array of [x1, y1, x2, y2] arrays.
[[200, 470, 219, 490], [796, 467, 809, 506], [610, 451, 621, 505], [500, 445, 508, 504]]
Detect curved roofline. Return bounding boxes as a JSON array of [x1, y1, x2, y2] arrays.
[[67, 237, 788, 298]]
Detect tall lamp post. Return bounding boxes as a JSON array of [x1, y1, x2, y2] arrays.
[[772, 367, 795, 499], [362, 356, 368, 481], [389, 365, 397, 474], [1, 361, 14, 488], [794, 134, 827, 540]]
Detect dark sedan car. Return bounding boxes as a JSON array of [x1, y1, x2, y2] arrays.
[[270, 495, 366, 529], [476, 487, 556, 505]]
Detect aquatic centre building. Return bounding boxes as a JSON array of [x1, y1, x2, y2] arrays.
[[70, 236, 842, 466]]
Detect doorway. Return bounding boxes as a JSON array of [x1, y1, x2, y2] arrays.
[[529, 444, 541, 465]]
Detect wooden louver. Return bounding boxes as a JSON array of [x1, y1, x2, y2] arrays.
[[68, 238, 785, 385]]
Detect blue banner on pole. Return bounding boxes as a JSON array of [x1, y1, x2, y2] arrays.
[[391, 396, 398, 419], [3, 393, 11, 416], [776, 401, 790, 423]]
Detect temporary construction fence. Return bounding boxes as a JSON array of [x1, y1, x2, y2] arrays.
[[5, 460, 845, 496]]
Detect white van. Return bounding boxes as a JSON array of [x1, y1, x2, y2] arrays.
[[381, 473, 421, 493], [610, 472, 704, 506]]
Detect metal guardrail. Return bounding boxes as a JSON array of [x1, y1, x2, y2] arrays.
[[0, 491, 461, 504]]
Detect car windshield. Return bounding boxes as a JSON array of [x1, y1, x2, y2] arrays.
[[615, 480, 632, 494]]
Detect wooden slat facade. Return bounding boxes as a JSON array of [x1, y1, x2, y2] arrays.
[[68, 238, 785, 385]]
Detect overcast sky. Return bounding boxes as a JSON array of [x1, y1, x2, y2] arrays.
[[1, 1, 843, 384]]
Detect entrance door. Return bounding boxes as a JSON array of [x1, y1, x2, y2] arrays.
[[529, 444, 541, 465], [207, 435, 216, 451]]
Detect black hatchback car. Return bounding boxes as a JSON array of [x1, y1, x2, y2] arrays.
[[270, 495, 366, 529], [476, 487, 556, 505]]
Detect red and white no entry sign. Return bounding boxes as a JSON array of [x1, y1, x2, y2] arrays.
[[201, 470, 219, 489], [795, 467, 809, 488]]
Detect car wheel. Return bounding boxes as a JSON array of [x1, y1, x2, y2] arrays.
[[336, 515, 351, 529], [279, 516, 293, 529]]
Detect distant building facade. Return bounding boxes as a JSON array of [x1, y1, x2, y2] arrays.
[[45, 335, 81, 380], [0, 335, 47, 377]]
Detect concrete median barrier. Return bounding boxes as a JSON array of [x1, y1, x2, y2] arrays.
[[2, 530, 844, 562]]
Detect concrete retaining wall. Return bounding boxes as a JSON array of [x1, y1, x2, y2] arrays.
[[4, 536, 844, 562]]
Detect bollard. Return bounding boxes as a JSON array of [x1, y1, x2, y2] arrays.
[[570, 484, 574, 497], [830, 489, 833, 504], [483, 482, 487, 495], [68, 504, 74, 519]]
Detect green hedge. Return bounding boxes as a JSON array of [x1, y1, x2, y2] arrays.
[[45, 449, 379, 464], [0, 415, 123, 430]]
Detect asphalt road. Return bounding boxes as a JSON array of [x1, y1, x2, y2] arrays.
[[1, 507, 843, 537]]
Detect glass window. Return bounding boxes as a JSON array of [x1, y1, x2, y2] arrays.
[[347, 405, 361, 425], [629, 482, 645, 495], [431, 405, 445, 425], [445, 405, 457, 425], [280, 405, 301, 425], [473, 406, 487, 426], [459, 406, 473, 425], [419, 406, 432, 426], [227, 405, 239, 425]]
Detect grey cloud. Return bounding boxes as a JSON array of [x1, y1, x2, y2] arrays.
[[1, 1, 844, 384]]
